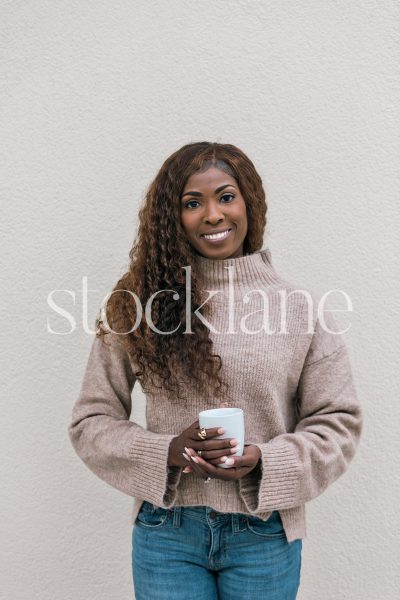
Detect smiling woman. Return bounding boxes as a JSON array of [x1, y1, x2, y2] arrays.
[[68, 141, 362, 600], [180, 164, 248, 259], [87, 143, 267, 403]]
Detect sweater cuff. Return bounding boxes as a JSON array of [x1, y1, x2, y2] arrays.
[[129, 430, 183, 509], [165, 466, 184, 505], [239, 441, 301, 513]]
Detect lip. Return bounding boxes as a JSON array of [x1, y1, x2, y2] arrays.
[[200, 228, 232, 236], [200, 228, 233, 243]]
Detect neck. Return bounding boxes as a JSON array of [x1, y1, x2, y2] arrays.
[[193, 247, 281, 302]]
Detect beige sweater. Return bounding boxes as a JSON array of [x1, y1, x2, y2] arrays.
[[68, 248, 362, 543]]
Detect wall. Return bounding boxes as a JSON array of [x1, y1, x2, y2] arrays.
[[2, 1, 399, 598]]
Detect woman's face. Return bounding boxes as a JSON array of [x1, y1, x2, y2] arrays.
[[180, 166, 248, 259]]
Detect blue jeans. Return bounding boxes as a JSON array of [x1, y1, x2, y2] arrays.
[[132, 501, 302, 599]]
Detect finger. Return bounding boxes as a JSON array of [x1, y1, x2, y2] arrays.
[[186, 457, 209, 479], [188, 424, 227, 441], [194, 454, 256, 481], [182, 452, 192, 465], [186, 449, 229, 479], [198, 445, 241, 460], [189, 447, 239, 464], [189, 438, 240, 453], [187, 449, 255, 482], [207, 456, 230, 465], [205, 448, 244, 465], [185, 446, 233, 464], [214, 453, 254, 469], [185, 446, 208, 471], [196, 448, 237, 464]]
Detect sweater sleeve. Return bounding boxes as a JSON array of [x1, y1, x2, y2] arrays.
[[238, 312, 363, 513], [68, 331, 183, 508]]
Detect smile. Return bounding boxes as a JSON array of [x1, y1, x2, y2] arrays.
[[201, 228, 232, 242]]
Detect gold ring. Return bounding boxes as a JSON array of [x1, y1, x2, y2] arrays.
[[197, 427, 207, 440], [197, 450, 202, 457], [204, 476, 212, 484]]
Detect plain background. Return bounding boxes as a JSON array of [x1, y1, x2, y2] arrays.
[[1, 1, 399, 599]]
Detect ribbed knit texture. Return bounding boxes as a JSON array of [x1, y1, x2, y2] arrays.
[[68, 248, 363, 543]]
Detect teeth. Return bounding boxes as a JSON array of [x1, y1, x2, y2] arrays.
[[203, 229, 231, 240]]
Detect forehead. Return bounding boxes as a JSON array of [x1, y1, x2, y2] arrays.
[[183, 166, 237, 191]]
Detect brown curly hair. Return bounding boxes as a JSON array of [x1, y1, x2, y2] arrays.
[[95, 142, 267, 403]]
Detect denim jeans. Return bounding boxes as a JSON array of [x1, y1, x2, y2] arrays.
[[131, 501, 302, 599]]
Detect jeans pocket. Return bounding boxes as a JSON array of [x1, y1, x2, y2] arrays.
[[135, 501, 170, 530], [245, 510, 287, 539]]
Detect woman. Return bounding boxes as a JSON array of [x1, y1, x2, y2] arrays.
[[68, 142, 363, 599]]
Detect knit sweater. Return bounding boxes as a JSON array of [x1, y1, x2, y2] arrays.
[[68, 247, 363, 543]]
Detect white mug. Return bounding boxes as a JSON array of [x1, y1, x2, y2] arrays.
[[199, 407, 244, 468]]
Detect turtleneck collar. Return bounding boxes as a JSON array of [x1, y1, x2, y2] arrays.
[[193, 247, 282, 302]]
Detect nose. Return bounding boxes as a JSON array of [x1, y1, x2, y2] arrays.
[[203, 201, 225, 224]]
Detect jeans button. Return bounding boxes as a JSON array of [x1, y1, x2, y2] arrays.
[[209, 510, 217, 519]]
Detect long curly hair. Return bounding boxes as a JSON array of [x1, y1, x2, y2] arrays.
[[95, 142, 267, 403]]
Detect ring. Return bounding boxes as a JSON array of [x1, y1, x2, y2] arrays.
[[197, 427, 207, 440], [204, 476, 212, 484], [197, 450, 202, 457]]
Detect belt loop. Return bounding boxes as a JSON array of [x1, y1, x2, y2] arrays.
[[232, 513, 240, 533], [173, 505, 181, 528], [232, 513, 247, 533]]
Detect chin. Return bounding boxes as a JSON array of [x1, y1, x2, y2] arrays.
[[199, 247, 243, 260]]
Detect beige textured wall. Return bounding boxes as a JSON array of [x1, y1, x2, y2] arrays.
[[2, 1, 399, 598]]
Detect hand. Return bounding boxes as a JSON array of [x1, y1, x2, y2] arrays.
[[183, 444, 261, 481], [167, 419, 241, 468]]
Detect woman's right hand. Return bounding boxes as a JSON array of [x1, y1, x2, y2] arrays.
[[167, 419, 240, 468]]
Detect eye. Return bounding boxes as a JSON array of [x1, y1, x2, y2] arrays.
[[183, 199, 200, 209], [183, 193, 235, 210], [220, 193, 235, 203]]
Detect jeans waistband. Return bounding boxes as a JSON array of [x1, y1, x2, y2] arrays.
[[142, 501, 278, 532]]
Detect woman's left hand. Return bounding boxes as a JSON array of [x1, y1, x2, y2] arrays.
[[182, 443, 261, 481]]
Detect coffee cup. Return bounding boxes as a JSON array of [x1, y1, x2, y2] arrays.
[[199, 407, 244, 468]]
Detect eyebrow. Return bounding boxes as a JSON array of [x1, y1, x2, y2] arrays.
[[181, 184, 236, 199]]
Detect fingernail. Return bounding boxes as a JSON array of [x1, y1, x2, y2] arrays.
[[220, 456, 228, 462], [225, 458, 234, 465], [218, 427, 226, 434], [191, 455, 199, 463], [184, 447, 191, 455], [183, 466, 191, 473], [182, 453, 190, 461], [231, 447, 241, 453], [230, 439, 240, 446]]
